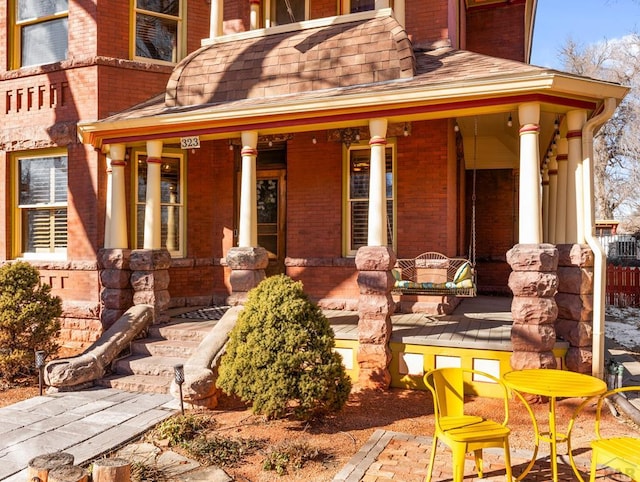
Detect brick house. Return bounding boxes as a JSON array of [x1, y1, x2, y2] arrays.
[[2, 1, 628, 388]]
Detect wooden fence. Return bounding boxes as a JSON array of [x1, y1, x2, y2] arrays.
[[606, 264, 640, 307]]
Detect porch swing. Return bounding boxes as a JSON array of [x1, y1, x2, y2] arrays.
[[392, 118, 478, 298]]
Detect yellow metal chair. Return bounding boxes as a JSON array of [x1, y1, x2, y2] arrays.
[[588, 386, 640, 482], [424, 367, 513, 482]]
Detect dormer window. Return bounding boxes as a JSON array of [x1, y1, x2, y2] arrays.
[[265, 0, 308, 27], [350, 0, 375, 12]]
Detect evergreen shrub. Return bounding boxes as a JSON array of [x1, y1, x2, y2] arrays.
[[0, 262, 62, 382], [217, 274, 352, 419]]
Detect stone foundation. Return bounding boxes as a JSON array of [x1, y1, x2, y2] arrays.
[[555, 244, 594, 373], [507, 244, 559, 370], [355, 246, 396, 390]]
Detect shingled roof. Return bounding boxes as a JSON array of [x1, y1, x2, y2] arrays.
[[165, 12, 415, 107]]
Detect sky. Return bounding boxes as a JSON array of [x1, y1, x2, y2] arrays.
[[531, 0, 640, 68]]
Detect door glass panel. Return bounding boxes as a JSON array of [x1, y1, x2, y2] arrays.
[[257, 178, 278, 258]]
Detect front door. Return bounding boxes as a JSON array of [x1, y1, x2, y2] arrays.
[[257, 169, 286, 276]]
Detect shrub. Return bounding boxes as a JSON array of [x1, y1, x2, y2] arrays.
[[0, 262, 62, 382], [217, 274, 352, 420], [262, 440, 322, 475], [154, 413, 216, 446]]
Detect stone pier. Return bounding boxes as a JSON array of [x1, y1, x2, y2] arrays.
[[507, 244, 559, 370], [226, 246, 269, 305], [130, 249, 171, 323], [98, 248, 132, 330], [355, 246, 396, 390], [555, 244, 594, 373]]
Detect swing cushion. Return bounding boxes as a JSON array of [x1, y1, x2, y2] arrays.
[[453, 262, 472, 283]]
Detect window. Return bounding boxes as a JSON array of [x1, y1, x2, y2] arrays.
[[133, 149, 185, 256], [265, 0, 308, 27], [344, 144, 395, 256], [350, 0, 375, 13], [14, 0, 69, 68], [133, 0, 183, 63], [15, 152, 68, 259]]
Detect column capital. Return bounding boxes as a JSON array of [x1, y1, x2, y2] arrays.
[[518, 102, 540, 125], [146, 139, 163, 158], [369, 118, 388, 138], [109, 143, 126, 161]]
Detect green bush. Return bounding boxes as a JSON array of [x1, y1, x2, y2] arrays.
[[217, 274, 352, 420], [0, 262, 62, 382]]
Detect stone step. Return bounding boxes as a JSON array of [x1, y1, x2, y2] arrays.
[[131, 338, 200, 358], [148, 319, 219, 342], [113, 354, 187, 377], [95, 374, 172, 394]]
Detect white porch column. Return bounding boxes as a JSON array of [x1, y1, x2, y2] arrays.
[[250, 0, 260, 30], [209, 0, 223, 37], [517, 102, 542, 244], [547, 152, 558, 244], [105, 144, 128, 249], [555, 138, 568, 244], [368, 118, 388, 247], [239, 131, 258, 247], [144, 140, 163, 250], [542, 162, 550, 243], [566, 109, 587, 243]]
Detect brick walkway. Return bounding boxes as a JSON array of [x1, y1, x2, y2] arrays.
[[334, 430, 632, 481]]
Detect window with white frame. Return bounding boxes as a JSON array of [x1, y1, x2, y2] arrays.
[[265, 0, 308, 27], [133, 149, 185, 256], [345, 144, 395, 256], [15, 152, 68, 258], [14, 0, 69, 68], [133, 0, 183, 63]]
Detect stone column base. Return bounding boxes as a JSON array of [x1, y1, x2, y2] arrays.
[[226, 247, 269, 304], [98, 248, 132, 330], [130, 249, 172, 323], [507, 244, 558, 370], [355, 246, 396, 390]]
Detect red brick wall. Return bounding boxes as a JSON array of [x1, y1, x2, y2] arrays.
[[465, 3, 526, 62], [470, 169, 517, 293], [405, 0, 449, 47], [287, 132, 343, 258], [396, 119, 452, 257]]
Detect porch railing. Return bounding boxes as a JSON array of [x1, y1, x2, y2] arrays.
[[597, 234, 640, 261]]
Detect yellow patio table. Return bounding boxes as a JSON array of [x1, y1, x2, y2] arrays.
[[503, 368, 607, 482]]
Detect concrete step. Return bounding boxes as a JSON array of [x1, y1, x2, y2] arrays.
[[113, 354, 187, 377], [131, 338, 200, 358], [96, 374, 172, 394], [148, 319, 219, 342]]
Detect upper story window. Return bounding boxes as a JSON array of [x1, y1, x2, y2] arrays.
[[265, 0, 308, 27], [344, 143, 395, 256], [14, 151, 68, 259], [133, 149, 185, 257], [14, 0, 69, 68], [350, 0, 375, 13], [133, 0, 183, 63]]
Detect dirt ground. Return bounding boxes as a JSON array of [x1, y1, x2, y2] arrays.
[[2, 348, 640, 481]]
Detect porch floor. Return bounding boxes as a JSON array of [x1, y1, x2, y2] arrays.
[[327, 295, 541, 351]]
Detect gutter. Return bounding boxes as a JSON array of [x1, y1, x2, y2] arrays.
[[582, 97, 617, 380]]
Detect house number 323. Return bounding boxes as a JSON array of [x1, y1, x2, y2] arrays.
[[180, 136, 200, 149]]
